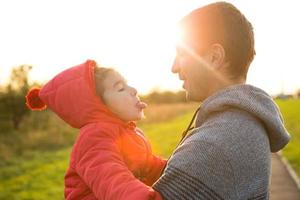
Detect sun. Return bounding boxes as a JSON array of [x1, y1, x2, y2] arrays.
[[91, 3, 185, 94], [0, 1, 190, 94]]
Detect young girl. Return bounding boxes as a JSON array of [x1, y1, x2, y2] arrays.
[[26, 60, 165, 200]]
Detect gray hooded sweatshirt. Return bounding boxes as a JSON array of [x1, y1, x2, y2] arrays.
[[153, 84, 290, 200]]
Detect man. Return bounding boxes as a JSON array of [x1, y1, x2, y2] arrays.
[[153, 2, 290, 199]]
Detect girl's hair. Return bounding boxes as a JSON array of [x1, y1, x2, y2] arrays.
[[94, 65, 114, 100]]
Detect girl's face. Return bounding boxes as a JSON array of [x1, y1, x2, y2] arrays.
[[101, 71, 147, 122]]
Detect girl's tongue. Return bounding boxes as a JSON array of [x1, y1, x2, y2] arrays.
[[136, 101, 147, 109]]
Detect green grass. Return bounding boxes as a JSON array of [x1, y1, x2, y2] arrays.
[[141, 111, 196, 158], [0, 110, 195, 200], [0, 111, 77, 164], [0, 149, 70, 200], [276, 99, 300, 177], [0, 100, 299, 199]]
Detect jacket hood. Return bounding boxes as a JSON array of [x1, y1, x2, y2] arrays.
[[195, 84, 290, 152], [39, 60, 130, 129]]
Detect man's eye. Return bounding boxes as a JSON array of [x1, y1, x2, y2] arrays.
[[118, 88, 125, 92]]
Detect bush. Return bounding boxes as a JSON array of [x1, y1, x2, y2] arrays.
[[0, 65, 33, 130], [0, 111, 77, 165], [141, 90, 187, 104]]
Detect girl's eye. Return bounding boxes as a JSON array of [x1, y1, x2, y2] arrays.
[[118, 88, 125, 92]]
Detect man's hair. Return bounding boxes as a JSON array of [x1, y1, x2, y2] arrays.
[[180, 1, 255, 80]]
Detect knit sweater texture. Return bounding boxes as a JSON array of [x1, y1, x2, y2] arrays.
[[153, 84, 290, 200]]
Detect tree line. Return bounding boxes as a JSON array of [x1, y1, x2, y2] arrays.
[[2, 65, 299, 132], [0, 65, 35, 130], [0, 66, 187, 131]]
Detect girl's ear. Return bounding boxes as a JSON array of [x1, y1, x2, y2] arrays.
[[208, 43, 226, 69]]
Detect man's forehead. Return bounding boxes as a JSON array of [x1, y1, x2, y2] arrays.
[[176, 43, 194, 55]]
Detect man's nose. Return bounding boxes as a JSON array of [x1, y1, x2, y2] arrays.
[[171, 57, 180, 73]]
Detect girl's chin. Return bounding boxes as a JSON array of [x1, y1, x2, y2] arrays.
[[124, 112, 144, 122], [132, 114, 143, 121], [135, 112, 145, 121]]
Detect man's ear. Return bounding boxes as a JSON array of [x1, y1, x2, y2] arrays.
[[208, 43, 226, 69]]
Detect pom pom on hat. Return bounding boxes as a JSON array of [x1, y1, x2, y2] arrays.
[[25, 88, 47, 111]]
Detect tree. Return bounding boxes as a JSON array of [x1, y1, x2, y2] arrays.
[[0, 65, 32, 130], [296, 89, 300, 98]]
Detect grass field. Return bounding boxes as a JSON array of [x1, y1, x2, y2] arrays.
[[0, 100, 299, 199], [0, 103, 198, 200], [0, 149, 70, 200], [276, 99, 300, 177]]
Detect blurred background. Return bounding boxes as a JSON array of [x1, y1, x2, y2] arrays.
[[1, 0, 300, 95], [0, 0, 299, 199]]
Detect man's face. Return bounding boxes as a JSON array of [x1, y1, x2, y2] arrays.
[[172, 45, 215, 102]]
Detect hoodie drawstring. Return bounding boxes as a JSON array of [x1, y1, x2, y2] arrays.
[[178, 106, 201, 146], [159, 106, 201, 176]]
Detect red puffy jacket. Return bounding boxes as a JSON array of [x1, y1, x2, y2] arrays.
[[38, 60, 166, 199]]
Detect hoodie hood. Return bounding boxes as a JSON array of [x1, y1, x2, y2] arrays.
[[39, 60, 130, 129], [195, 84, 290, 152]]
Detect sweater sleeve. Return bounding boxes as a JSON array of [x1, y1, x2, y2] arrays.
[[75, 125, 162, 200], [153, 140, 235, 200]]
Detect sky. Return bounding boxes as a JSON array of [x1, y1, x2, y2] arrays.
[[0, 0, 299, 95]]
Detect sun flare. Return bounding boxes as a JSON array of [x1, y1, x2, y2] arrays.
[[1, 1, 299, 95]]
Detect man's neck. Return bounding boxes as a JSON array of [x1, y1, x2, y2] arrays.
[[209, 76, 246, 97]]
